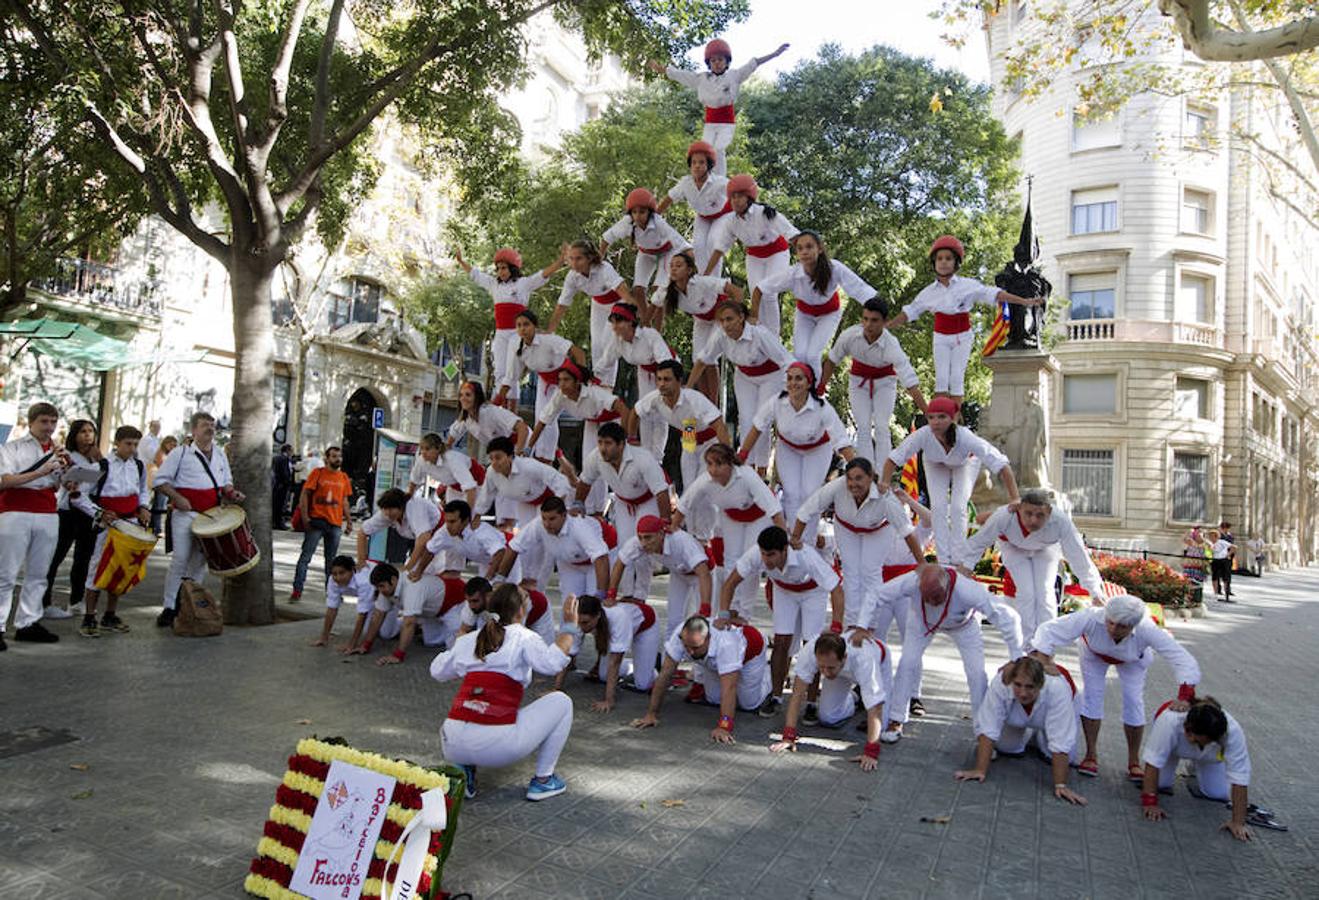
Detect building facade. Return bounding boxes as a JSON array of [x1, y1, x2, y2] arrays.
[[983, 3, 1319, 564]]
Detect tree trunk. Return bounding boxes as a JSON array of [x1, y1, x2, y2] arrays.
[[223, 250, 277, 625]]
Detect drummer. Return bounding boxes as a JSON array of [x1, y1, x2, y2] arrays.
[[153, 412, 245, 629], [77, 426, 152, 638]]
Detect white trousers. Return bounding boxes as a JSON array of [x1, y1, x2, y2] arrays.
[[633, 249, 677, 291], [691, 320, 719, 369], [999, 542, 1062, 643], [775, 442, 834, 547], [995, 722, 1081, 763], [849, 376, 897, 464], [691, 217, 725, 276], [556, 561, 599, 602], [1078, 645, 1153, 726], [733, 373, 783, 469], [770, 586, 827, 641], [613, 497, 657, 599], [679, 438, 718, 540], [868, 597, 924, 700], [401, 574, 464, 647], [719, 513, 772, 617], [662, 569, 700, 639], [891, 621, 986, 726], [926, 461, 977, 563], [376, 607, 401, 640], [1156, 753, 1229, 799], [933, 329, 975, 396], [492, 330, 519, 397], [163, 509, 209, 610], [580, 421, 606, 515], [701, 122, 735, 176], [441, 691, 573, 778], [512, 501, 550, 588], [532, 378, 561, 461], [588, 301, 618, 387], [817, 650, 893, 727], [0, 511, 59, 632], [745, 251, 789, 336], [635, 370, 666, 460], [590, 623, 661, 690], [792, 308, 843, 367], [835, 527, 901, 624], [694, 659, 771, 710]]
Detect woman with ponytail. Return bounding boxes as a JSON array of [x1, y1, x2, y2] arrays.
[[433, 586, 580, 801], [653, 250, 743, 401], [597, 302, 674, 455], [555, 593, 661, 713], [549, 240, 631, 386], [705, 174, 799, 334], [495, 309, 587, 462]]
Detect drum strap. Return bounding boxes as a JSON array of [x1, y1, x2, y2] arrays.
[[93, 457, 145, 503], [18, 451, 54, 475], [191, 449, 223, 507]]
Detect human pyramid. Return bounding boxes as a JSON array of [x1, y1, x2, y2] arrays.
[[306, 38, 1265, 836]]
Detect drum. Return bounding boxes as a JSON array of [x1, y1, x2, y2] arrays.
[[92, 520, 159, 593], [191, 506, 261, 577]]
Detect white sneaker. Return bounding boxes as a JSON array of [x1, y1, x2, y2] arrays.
[[43, 606, 74, 620], [879, 727, 903, 745], [68, 603, 84, 616]]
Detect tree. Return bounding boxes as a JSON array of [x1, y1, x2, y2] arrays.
[[6, 0, 748, 624]]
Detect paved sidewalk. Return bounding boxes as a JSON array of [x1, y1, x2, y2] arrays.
[[1, 537, 1316, 899]]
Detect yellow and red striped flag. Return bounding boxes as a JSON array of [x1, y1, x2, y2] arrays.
[[900, 452, 920, 499], [981, 301, 1009, 357]]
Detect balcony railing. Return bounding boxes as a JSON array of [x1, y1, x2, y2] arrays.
[[33, 257, 162, 318], [1064, 318, 1224, 350]]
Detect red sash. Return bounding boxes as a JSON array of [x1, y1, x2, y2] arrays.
[[1081, 633, 1125, 666], [778, 432, 830, 452], [494, 302, 526, 330], [99, 495, 141, 516], [699, 200, 733, 222], [741, 625, 765, 663], [694, 427, 718, 444], [795, 290, 841, 317], [882, 563, 918, 582], [694, 293, 725, 321], [837, 516, 887, 535], [526, 589, 549, 628], [440, 577, 467, 615], [639, 242, 673, 256], [771, 576, 819, 593], [850, 360, 896, 380], [447, 671, 524, 726], [615, 489, 654, 514], [448, 457, 487, 491], [0, 487, 57, 514], [933, 311, 971, 334], [921, 570, 956, 636], [723, 503, 765, 523], [592, 288, 623, 306], [175, 486, 221, 512], [587, 409, 622, 424], [736, 359, 781, 378], [746, 235, 790, 259], [1055, 662, 1078, 697], [528, 486, 557, 507], [705, 536, 725, 569], [705, 104, 735, 124], [537, 366, 562, 385], [625, 599, 657, 633]]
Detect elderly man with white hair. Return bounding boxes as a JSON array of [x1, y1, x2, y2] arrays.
[[1030, 595, 1201, 782]]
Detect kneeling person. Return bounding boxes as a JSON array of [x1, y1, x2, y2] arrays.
[[559, 593, 661, 712], [312, 554, 377, 649], [461, 579, 555, 645]]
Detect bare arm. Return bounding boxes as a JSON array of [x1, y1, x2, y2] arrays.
[[996, 466, 1021, 504], [712, 672, 740, 743], [955, 734, 995, 781], [632, 653, 679, 727], [770, 677, 810, 753], [547, 303, 569, 334]]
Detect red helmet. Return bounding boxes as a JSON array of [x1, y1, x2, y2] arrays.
[[704, 39, 732, 64], [928, 235, 965, 264], [725, 173, 759, 201], [626, 187, 657, 212], [493, 247, 522, 269], [686, 140, 718, 167]]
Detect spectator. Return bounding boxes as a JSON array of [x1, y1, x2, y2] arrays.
[[271, 443, 294, 529], [149, 435, 178, 536], [1218, 521, 1235, 545], [43, 419, 101, 618], [289, 446, 353, 602], [1208, 529, 1235, 602], [1245, 535, 1266, 576], [137, 419, 161, 466]]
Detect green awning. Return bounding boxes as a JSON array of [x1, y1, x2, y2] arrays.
[[1, 317, 205, 371]]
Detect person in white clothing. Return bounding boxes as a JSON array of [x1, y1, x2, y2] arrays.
[[887, 234, 1042, 401], [455, 245, 565, 384], [609, 515, 713, 638], [599, 189, 691, 318], [670, 443, 786, 618], [499, 497, 611, 600], [434, 590, 579, 801], [652, 251, 744, 402], [354, 488, 441, 572], [407, 432, 479, 507], [1031, 595, 1202, 781], [526, 361, 629, 516], [446, 380, 528, 525], [738, 361, 853, 542], [152, 412, 244, 628], [495, 310, 587, 461], [720, 525, 845, 716], [474, 438, 574, 588], [597, 303, 674, 454], [657, 141, 730, 275], [559, 593, 662, 710], [460, 579, 556, 646], [687, 299, 791, 470], [630, 360, 730, 512], [631, 615, 772, 742], [791, 458, 922, 625], [819, 298, 928, 462], [377, 525, 471, 667], [650, 39, 788, 175], [311, 554, 377, 649], [752, 231, 877, 366], [770, 631, 892, 770], [1139, 697, 1262, 841], [854, 563, 1024, 742], [136, 419, 161, 467], [77, 425, 152, 637], [958, 489, 1105, 640], [882, 397, 1019, 563], [955, 657, 1087, 805], [705, 175, 799, 334], [549, 240, 630, 386], [412, 499, 514, 584]]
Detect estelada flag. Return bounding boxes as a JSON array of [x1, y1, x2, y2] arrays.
[[900, 453, 920, 500], [91, 529, 154, 594], [982, 301, 1010, 357]]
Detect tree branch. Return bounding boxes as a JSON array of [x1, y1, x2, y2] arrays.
[[309, 0, 347, 151], [1159, 0, 1319, 62], [258, 0, 313, 160]]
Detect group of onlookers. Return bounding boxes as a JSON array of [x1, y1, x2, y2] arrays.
[[1182, 522, 1267, 603]]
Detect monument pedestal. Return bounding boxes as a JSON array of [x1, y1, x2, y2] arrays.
[[971, 350, 1060, 511]]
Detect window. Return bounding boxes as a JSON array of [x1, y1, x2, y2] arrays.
[[1072, 111, 1120, 152], [1071, 188, 1118, 234], [1174, 377, 1210, 419], [1063, 373, 1117, 414], [1181, 188, 1212, 235], [271, 294, 296, 326], [1062, 449, 1114, 516], [1176, 273, 1212, 323], [1171, 452, 1209, 521], [1068, 272, 1116, 319], [328, 278, 382, 328], [1185, 104, 1213, 147], [421, 392, 435, 434]]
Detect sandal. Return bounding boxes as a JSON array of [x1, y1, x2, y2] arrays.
[[1127, 764, 1145, 783], [1076, 758, 1099, 778]]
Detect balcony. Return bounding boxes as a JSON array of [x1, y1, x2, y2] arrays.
[[33, 257, 162, 319], [1064, 318, 1224, 350]]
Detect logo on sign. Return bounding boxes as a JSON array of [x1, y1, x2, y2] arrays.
[[372, 407, 384, 428]]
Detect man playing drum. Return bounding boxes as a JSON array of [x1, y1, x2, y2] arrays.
[[78, 426, 153, 637], [153, 412, 245, 629]]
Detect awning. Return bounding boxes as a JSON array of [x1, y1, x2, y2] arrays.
[[1, 318, 207, 371]]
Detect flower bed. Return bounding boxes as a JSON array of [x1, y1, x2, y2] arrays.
[[1091, 553, 1199, 608]]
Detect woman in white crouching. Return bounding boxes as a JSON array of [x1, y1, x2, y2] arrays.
[[434, 590, 579, 802]]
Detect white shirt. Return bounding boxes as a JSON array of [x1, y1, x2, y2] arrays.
[[757, 259, 876, 307], [902, 275, 999, 324], [751, 396, 850, 455], [594, 602, 655, 655], [470, 267, 549, 312], [579, 445, 669, 504], [1142, 708, 1250, 787], [794, 632, 888, 710], [510, 515, 610, 568], [425, 521, 508, 569], [668, 173, 731, 218], [475, 458, 571, 512], [430, 624, 571, 687], [596, 327, 674, 377], [663, 624, 765, 678], [634, 388, 722, 434], [76, 453, 149, 517], [409, 449, 478, 491], [1211, 539, 1233, 560], [678, 465, 782, 520], [650, 273, 728, 319], [538, 384, 621, 425], [601, 213, 691, 254], [326, 569, 376, 611], [500, 332, 574, 389], [734, 545, 840, 595], [827, 326, 919, 389], [665, 60, 760, 109], [557, 262, 627, 307], [617, 530, 709, 576], [448, 404, 523, 447], [694, 322, 791, 372], [795, 479, 915, 540], [137, 433, 161, 465], [154, 443, 233, 491], [976, 673, 1077, 755], [711, 204, 799, 255], [1031, 607, 1202, 684], [858, 569, 1023, 656], [461, 590, 556, 644], [889, 425, 1010, 474], [961, 505, 1104, 600], [360, 494, 441, 541]]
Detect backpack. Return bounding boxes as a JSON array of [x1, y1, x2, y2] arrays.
[[173, 580, 224, 637]]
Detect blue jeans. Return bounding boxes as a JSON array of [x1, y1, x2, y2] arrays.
[[293, 518, 342, 593]]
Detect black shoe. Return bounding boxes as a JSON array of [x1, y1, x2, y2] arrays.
[[100, 613, 130, 634], [80, 616, 100, 639], [802, 702, 819, 725], [757, 696, 781, 718], [15, 622, 60, 644], [909, 698, 927, 718], [156, 607, 177, 628]]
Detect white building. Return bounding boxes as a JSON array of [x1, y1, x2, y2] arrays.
[[984, 2, 1319, 564]]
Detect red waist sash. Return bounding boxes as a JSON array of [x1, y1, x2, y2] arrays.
[[440, 576, 468, 615], [723, 503, 766, 523], [736, 359, 782, 378], [694, 293, 726, 321], [0, 487, 57, 514], [494, 302, 526, 330], [1081, 634, 1125, 666], [527, 486, 557, 507], [537, 364, 563, 385], [615, 488, 655, 514], [175, 487, 221, 512], [447, 671, 524, 726], [705, 104, 736, 124], [882, 563, 918, 582], [772, 577, 819, 593], [796, 290, 841, 317], [694, 427, 718, 444], [778, 431, 830, 452], [448, 457, 487, 491], [99, 495, 142, 516], [850, 360, 896, 380], [624, 599, 658, 633], [639, 242, 673, 256], [588, 409, 622, 424], [526, 589, 549, 627], [933, 311, 971, 334], [699, 201, 733, 222], [592, 288, 623, 306], [836, 516, 888, 535], [746, 235, 790, 259], [741, 625, 765, 663]]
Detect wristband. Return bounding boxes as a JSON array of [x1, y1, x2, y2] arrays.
[[1177, 683, 1196, 702], [1140, 792, 1159, 808], [558, 623, 581, 636], [605, 588, 618, 600], [392, 649, 406, 661], [717, 715, 734, 732], [626, 436, 641, 445], [555, 449, 565, 459], [713, 610, 731, 621], [830, 620, 843, 634], [781, 726, 799, 743], [1054, 784, 1068, 791], [698, 603, 712, 617], [863, 741, 881, 760], [362, 640, 373, 653]]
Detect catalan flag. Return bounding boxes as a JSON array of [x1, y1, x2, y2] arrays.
[[981, 300, 1010, 357], [900, 452, 920, 500]]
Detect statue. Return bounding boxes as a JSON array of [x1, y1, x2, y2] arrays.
[[1017, 388, 1049, 489], [994, 181, 1051, 350]]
